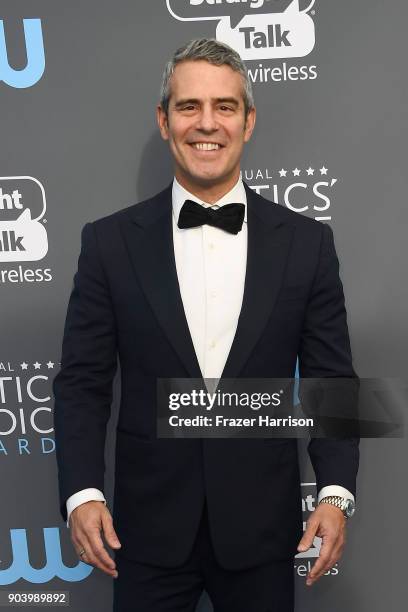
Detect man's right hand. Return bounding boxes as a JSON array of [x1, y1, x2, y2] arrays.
[[69, 501, 121, 578]]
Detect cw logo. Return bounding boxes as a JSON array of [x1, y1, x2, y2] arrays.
[[0, 528, 93, 584], [0, 19, 45, 88]]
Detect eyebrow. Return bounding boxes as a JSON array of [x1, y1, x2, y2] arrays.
[[174, 97, 240, 108]]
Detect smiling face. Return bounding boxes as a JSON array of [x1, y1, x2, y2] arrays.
[[157, 60, 256, 201]]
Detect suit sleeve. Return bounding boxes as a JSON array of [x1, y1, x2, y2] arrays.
[[298, 223, 360, 499], [53, 222, 118, 522]]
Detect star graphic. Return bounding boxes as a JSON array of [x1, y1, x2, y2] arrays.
[[47, 361, 54, 369], [33, 362, 41, 369], [306, 167, 315, 176], [279, 169, 287, 177], [20, 362, 28, 370], [320, 166, 328, 175], [293, 168, 301, 176]]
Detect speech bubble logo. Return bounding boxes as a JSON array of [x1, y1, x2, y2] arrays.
[[167, 0, 315, 31], [217, 0, 315, 59], [296, 482, 322, 559], [0, 176, 48, 262], [167, 0, 286, 29], [167, 0, 315, 59]]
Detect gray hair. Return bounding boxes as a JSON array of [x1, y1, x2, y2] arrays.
[[159, 38, 255, 119]]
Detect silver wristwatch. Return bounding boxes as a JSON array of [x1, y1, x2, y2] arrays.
[[319, 495, 355, 518]]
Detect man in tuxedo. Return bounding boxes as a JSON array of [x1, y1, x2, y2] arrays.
[[53, 38, 359, 611]]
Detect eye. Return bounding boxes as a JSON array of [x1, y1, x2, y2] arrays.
[[219, 105, 234, 112]]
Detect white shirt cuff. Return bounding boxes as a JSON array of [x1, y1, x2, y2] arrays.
[[317, 485, 355, 504], [66, 488, 106, 527]]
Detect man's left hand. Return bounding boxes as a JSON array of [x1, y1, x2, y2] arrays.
[[297, 503, 347, 586]]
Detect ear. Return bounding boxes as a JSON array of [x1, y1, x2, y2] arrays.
[[157, 104, 169, 141], [243, 106, 256, 143]]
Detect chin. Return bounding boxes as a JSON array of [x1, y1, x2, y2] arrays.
[[193, 166, 229, 181], [192, 174, 225, 187]]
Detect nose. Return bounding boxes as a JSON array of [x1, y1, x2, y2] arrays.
[[195, 105, 218, 133]]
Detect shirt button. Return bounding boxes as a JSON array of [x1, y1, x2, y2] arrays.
[[210, 290, 217, 298], [208, 242, 215, 250], [210, 340, 216, 349]]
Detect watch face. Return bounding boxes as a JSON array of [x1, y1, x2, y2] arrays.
[[345, 499, 355, 518]]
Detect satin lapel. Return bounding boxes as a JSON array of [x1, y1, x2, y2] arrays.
[[221, 184, 295, 379], [119, 185, 202, 379]]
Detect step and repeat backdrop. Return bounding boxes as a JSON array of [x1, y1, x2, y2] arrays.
[[1, 1, 406, 610]]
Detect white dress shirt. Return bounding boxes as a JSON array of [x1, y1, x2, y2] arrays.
[[65, 176, 354, 526]]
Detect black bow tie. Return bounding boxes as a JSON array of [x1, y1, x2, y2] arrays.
[[178, 199, 245, 235]]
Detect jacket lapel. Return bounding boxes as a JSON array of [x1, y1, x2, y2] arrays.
[[120, 184, 202, 379], [221, 183, 295, 379], [120, 181, 295, 381]]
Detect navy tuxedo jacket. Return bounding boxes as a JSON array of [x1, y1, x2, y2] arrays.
[[53, 181, 359, 570]]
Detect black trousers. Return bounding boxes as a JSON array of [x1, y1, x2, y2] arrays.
[[113, 501, 294, 612]]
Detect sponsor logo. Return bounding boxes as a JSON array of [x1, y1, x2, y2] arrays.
[[167, 0, 318, 82], [0, 177, 47, 261], [0, 19, 45, 89], [0, 528, 92, 584], [297, 483, 321, 560], [295, 483, 339, 578], [0, 177, 52, 284]]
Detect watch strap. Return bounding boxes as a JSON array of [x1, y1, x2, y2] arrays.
[[319, 495, 355, 518]]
